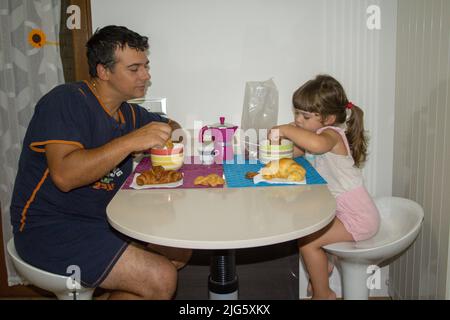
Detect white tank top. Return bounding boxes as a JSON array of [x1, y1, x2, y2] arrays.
[[314, 126, 364, 198]]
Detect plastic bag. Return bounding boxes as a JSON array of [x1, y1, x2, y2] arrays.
[[240, 78, 279, 159], [240, 78, 279, 131]]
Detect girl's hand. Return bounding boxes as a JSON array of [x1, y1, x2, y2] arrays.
[[268, 126, 284, 143], [293, 145, 305, 157]]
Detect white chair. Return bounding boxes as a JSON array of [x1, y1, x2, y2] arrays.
[[6, 238, 95, 300], [299, 196, 424, 300], [323, 197, 424, 299]]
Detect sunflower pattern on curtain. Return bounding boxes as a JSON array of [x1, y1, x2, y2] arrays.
[[0, 0, 64, 285]]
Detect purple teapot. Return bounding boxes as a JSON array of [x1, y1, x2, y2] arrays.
[[199, 117, 238, 163]]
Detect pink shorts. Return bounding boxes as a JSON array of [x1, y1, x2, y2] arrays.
[[335, 186, 380, 241]]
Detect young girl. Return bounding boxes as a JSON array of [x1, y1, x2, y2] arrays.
[[269, 74, 380, 300]]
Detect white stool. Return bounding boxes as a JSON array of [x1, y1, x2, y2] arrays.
[[299, 196, 424, 300], [7, 238, 95, 300], [323, 197, 424, 299]]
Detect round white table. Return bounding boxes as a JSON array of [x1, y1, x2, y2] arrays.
[[107, 184, 336, 299]]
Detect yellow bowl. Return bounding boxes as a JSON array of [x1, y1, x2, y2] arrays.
[[150, 153, 184, 170]]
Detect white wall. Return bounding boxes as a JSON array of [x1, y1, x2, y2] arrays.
[[92, 0, 397, 298], [391, 0, 450, 300], [323, 0, 397, 199], [91, 0, 325, 127]]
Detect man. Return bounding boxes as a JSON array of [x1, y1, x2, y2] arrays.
[[10, 25, 190, 299]]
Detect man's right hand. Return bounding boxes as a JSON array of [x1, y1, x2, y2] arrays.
[[127, 121, 172, 152]]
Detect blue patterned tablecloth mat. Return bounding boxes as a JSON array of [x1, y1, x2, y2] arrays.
[[223, 156, 327, 188]]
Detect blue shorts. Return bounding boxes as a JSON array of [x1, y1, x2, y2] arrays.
[[14, 220, 130, 288]]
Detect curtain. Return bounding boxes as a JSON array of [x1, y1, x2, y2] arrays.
[[0, 0, 64, 285]]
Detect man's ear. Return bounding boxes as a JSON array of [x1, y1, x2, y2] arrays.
[[324, 114, 336, 126], [96, 64, 110, 81]]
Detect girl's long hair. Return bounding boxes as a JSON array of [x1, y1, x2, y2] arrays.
[[292, 75, 368, 167]]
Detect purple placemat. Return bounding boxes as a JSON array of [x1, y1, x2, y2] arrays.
[[122, 156, 224, 189]]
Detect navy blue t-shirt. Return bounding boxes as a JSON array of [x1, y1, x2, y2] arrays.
[[10, 81, 168, 232]]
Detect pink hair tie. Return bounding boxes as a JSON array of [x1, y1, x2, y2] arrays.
[[346, 102, 354, 109]]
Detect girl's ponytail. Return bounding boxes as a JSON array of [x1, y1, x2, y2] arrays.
[[345, 105, 368, 168]]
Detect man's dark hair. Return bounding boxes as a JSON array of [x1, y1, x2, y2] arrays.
[[86, 25, 149, 77]]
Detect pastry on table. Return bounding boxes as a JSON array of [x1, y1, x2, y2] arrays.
[[260, 158, 306, 182], [245, 172, 258, 180], [136, 166, 182, 185], [194, 174, 225, 187]]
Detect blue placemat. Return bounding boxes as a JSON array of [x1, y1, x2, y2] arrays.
[[223, 156, 327, 188]]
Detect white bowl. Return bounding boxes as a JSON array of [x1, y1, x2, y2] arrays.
[[259, 152, 293, 164], [259, 139, 294, 164], [259, 139, 294, 152]]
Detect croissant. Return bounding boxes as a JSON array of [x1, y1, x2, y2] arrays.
[[194, 174, 225, 187], [136, 171, 156, 185], [260, 158, 306, 182], [159, 171, 183, 184], [136, 166, 182, 185]]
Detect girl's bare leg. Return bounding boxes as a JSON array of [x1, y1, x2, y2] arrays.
[[298, 218, 353, 300]]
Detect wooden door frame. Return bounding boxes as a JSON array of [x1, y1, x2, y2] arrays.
[[60, 0, 93, 82], [70, 0, 92, 81]]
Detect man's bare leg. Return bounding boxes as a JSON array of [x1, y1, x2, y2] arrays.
[[146, 243, 192, 270], [100, 243, 178, 300]]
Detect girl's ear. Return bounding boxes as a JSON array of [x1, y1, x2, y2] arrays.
[[324, 114, 336, 126]]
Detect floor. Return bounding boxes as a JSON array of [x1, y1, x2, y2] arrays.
[[175, 241, 299, 300]]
